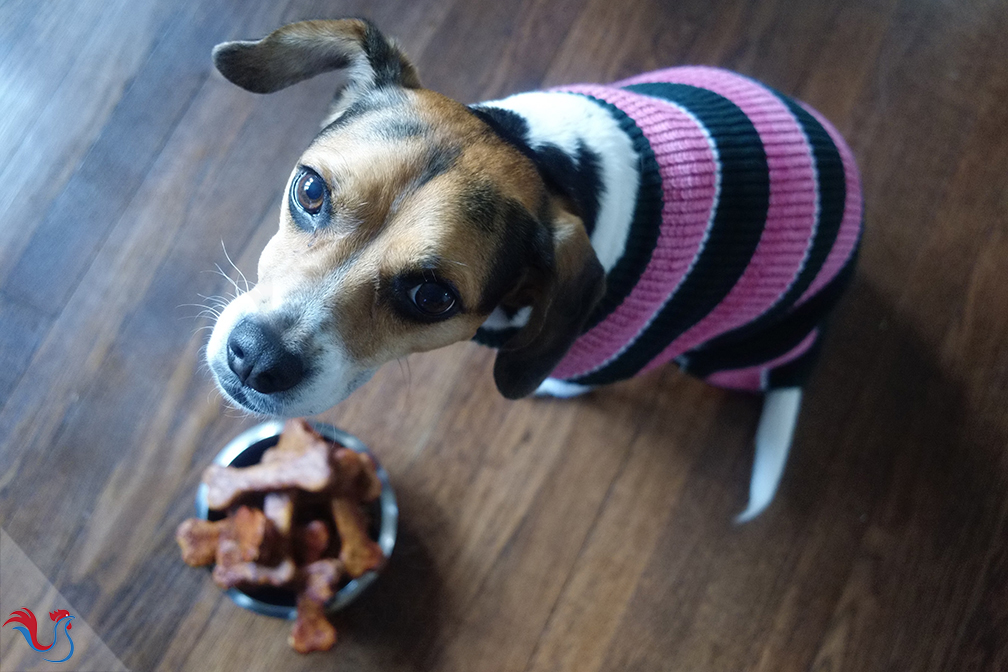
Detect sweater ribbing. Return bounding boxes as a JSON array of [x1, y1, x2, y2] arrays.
[[548, 67, 862, 391]]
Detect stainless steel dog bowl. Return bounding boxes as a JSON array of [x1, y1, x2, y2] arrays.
[[194, 420, 398, 619]]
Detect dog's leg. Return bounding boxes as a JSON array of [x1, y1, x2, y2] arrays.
[[735, 386, 802, 523], [534, 378, 594, 398]]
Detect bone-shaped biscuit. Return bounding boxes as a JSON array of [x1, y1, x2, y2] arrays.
[[263, 492, 295, 535], [333, 447, 382, 502], [203, 445, 331, 510], [289, 596, 336, 653], [176, 518, 226, 567], [214, 505, 285, 568], [294, 520, 330, 565], [212, 558, 297, 589], [332, 498, 385, 578], [263, 419, 329, 463], [289, 559, 342, 653]]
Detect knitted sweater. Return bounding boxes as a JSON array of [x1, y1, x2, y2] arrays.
[[473, 67, 862, 392]]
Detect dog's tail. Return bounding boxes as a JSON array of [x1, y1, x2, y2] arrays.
[[735, 387, 803, 523]]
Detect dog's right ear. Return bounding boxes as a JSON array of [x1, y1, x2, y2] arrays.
[[212, 19, 421, 99]]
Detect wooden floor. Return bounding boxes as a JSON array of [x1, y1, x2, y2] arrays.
[[1, 0, 1007, 670]]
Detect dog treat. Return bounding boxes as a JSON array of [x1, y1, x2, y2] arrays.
[[263, 492, 295, 534], [176, 518, 226, 567], [333, 447, 382, 502], [294, 520, 331, 565], [289, 559, 342, 653], [175, 420, 386, 654], [202, 446, 332, 510], [332, 498, 385, 578], [301, 558, 342, 603], [213, 558, 297, 589], [214, 505, 285, 567], [264, 419, 329, 462], [290, 596, 337, 654]]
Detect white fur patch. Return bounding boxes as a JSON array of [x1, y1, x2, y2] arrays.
[[534, 378, 594, 398], [481, 305, 532, 331], [480, 91, 642, 273]]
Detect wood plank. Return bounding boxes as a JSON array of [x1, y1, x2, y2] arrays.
[[2, 0, 1008, 670], [0, 0, 175, 269], [525, 375, 721, 672]]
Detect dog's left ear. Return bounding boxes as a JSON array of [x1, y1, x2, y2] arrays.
[[212, 19, 420, 102], [493, 209, 605, 399]]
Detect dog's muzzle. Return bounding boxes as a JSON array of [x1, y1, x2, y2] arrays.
[[225, 317, 305, 394], [207, 290, 377, 416]]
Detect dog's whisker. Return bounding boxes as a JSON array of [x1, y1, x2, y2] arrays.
[[221, 239, 251, 293], [176, 301, 224, 326], [214, 263, 243, 299], [178, 303, 223, 316], [178, 316, 217, 325], [197, 293, 230, 307], [199, 271, 240, 293], [177, 313, 217, 324]]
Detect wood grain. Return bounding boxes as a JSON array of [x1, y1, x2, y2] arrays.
[[1, 0, 1007, 670]]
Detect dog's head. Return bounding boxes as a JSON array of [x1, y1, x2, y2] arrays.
[[206, 19, 604, 416]]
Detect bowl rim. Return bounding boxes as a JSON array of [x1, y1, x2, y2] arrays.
[[194, 420, 398, 619]]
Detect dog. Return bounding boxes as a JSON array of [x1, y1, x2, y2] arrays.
[[205, 19, 862, 520]]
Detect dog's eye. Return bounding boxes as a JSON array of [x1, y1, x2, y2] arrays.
[[408, 282, 457, 316], [293, 170, 326, 215]]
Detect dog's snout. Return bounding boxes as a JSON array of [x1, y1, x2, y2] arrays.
[[226, 318, 304, 394]]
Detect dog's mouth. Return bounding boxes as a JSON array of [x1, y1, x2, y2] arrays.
[[211, 360, 376, 417], [211, 360, 290, 416]]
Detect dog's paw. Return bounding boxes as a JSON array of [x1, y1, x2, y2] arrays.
[[533, 378, 594, 398]]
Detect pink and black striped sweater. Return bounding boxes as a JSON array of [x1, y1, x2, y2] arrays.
[[472, 67, 862, 392]]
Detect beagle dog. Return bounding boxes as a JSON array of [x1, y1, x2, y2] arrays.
[[206, 20, 862, 520]]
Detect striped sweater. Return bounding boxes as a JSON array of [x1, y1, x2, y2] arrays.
[[473, 66, 862, 392]]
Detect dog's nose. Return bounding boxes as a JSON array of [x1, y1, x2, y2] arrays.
[[226, 318, 304, 394]]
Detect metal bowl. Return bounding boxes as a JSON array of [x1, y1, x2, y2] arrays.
[[194, 420, 398, 619]]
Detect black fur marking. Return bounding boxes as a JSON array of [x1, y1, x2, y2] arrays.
[[531, 142, 603, 235], [468, 105, 604, 234], [455, 179, 552, 313], [573, 93, 663, 332], [476, 196, 553, 314], [318, 88, 409, 138], [492, 247, 604, 399], [361, 19, 411, 88], [473, 326, 520, 349], [415, 144, 461, 188], [468, 106, 538, 163], [461, 182, 503, 234], [376, 119, 427, 140]]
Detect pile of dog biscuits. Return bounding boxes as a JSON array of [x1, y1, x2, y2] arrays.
[[176, 419, 385, 653]]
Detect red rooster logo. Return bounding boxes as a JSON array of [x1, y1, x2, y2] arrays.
[[3, 607, 75, 663]]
